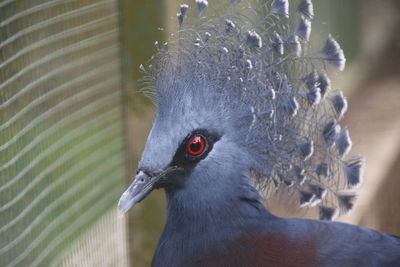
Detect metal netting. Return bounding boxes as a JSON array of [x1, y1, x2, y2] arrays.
[[0, 0, 128, 266]]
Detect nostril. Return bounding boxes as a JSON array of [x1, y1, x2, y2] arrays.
[[136, 170, 151, 183]]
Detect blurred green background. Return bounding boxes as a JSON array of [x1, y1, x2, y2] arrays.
[[0, 0, 127, 266], [1, 0, 400, 266]]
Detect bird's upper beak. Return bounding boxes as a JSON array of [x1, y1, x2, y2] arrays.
[[118, 167, 181, 213], [118, 171, 154, 213]]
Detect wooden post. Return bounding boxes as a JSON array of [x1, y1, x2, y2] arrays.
[[117, 0, 167, 265]]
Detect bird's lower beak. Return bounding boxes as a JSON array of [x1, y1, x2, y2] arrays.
[[118, 170, 155, 213]]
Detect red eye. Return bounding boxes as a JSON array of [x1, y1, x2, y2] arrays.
[[187, 136, 206, 156]]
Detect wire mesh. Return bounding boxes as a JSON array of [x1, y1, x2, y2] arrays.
[[0, 0, 128, 266]]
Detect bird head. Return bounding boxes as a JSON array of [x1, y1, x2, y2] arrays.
[[118, 78, 258, 213], [118, 0, 363, 220]]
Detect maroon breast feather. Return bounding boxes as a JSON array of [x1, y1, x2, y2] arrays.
[[186, 232, 318, 267]]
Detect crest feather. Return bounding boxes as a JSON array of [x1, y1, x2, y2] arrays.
[[142, 0, 362, 220]]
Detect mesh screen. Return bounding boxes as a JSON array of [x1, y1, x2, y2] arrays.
[[53, 209, 129, 267], [0, 0, 127, 266]]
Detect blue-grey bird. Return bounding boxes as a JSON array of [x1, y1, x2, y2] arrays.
[[118, 0, 400, 266]]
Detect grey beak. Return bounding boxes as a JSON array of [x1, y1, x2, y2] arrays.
[[118, 166, 182, 213], [118, 171, 154, 213]]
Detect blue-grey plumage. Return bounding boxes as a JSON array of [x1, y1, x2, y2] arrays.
[[118, 0, 400, 266]]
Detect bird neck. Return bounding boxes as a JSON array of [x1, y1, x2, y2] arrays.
[[153, 178, 279, 265], [161, 177, 276, 240]]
